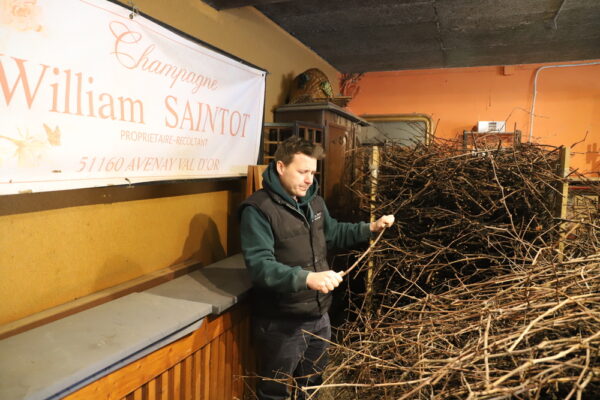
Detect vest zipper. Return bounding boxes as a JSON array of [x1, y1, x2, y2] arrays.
[[282, 201, 323, 312], [282, 202, 318, 268]]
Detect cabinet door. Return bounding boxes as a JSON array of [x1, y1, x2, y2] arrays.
[[324, 123, 351, 218]]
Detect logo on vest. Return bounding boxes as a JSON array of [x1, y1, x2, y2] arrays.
[[312, 211, 322, 222]]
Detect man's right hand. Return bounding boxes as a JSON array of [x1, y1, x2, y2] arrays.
[[306, 270, 343, 294]]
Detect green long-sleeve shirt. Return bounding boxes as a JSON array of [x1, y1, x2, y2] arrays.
[[239, 163, 370, 294]]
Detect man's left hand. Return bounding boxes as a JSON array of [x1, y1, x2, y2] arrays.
[[370, 215, 395, 232]]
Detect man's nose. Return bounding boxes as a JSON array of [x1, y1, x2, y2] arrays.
[[304, 174, 313, 184]]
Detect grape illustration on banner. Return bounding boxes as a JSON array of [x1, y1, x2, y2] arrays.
[[43, 124, 61, 146], [0, 124, 60, 167]]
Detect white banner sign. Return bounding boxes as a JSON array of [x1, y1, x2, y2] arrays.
[[0, 0, 266, 195]]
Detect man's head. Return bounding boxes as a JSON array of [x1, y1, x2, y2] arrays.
[[274, 136, 324, 198]]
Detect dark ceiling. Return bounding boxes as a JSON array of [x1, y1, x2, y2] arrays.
[[202, 0, 600, 73]]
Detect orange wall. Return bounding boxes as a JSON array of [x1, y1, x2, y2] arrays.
[[349, 61, 600, 176]]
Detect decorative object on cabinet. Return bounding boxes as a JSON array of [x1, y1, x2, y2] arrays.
[[288, 68, 333, 104], [339, 72, 364, 99], [287, 68, 352, 108]]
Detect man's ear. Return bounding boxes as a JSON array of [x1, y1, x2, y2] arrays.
[[276, 160, 285, 175]]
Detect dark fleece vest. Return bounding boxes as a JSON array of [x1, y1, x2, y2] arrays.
[[242, 189, 331, 318]]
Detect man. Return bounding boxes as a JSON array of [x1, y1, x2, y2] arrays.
[[239, 136, 394, 399]]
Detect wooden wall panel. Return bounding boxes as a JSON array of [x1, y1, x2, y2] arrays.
[[64, 303, 254, 400], [0, 189, 233, 326]]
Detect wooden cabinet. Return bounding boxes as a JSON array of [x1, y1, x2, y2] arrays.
[[273, 102, 368, 219]]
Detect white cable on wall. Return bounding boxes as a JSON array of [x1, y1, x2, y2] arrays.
[[529, 60, 600, 142]]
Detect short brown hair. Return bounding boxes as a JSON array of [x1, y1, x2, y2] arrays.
[[274, 136, 325, 165]]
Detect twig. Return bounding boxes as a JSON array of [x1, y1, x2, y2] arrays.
[[340, 228, 386, 277]]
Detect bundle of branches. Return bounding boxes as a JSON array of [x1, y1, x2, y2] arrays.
[[309, 141, 600, 399], [320, 255, 600, 399], [359, 141, 566, 299]]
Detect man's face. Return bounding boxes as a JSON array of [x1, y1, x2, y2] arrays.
[[276, 153, 317, 198]]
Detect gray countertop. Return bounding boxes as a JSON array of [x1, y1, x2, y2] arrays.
[[0, 253, 251, 400]]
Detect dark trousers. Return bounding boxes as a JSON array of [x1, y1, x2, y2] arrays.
[[252, 313, 331, 400]]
